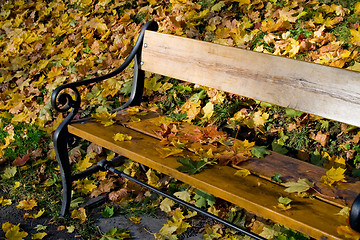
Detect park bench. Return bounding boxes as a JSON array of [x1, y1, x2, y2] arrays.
[[51, 21, 360, 239]]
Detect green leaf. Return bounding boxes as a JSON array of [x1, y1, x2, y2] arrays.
[[284, 178, 314, 193], [176, 158, 208, 175], [2, 166, 17, 179], [251, 146, 270, 158], [102, 206, 114, 218], [272, 142, 288, 155], [285, 109, 303, 117], [278, 197, 292, 206], [271, 173, 283, 183], [194, 190, 216, 208]]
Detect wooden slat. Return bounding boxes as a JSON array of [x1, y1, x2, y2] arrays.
[[141, 30, 360, 128], [68, 121, 346, 240], [123, 112, 360, 208]]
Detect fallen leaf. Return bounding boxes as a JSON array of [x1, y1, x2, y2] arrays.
[[2, 222, 28, 240], [2, 166, 17, 179], [234, 169, 251, 177], [32, 232, 47, 239], [321, 167, 347, 186], [113, 133, 132, 141], [156, 147, 183, 158], [160, 198, 175, 213], [92, 112, 117, 127], [16, 199, 37, 210], [129, 216, 141, 224], [71, 208, 87, 223], [284, 178, 313, 193]]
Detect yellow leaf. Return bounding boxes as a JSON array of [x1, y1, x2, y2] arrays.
[[234, 169, 251, 177], [174, 190, 191, 202], [71, 208, 87, 223], [181, 99, 201, 122], [155, 147, 183, 158], [252, 111, 269, 127], [75, 178, 97, 194], [146, 169, 161, 188], [17, 199, 37, 210], [350, 28, 360, 46], [347, 62, 360, 72], [113, 133, 132, 142], [355, 2, 360, 16], [0, 137, 13, 157], [202, 102, 214, 119], [129, 216, 141, 224], [24, 209, 45, 219], [2, 222, 28, 240], [160, 198, 175, 213], [337, 225, 360, 240], [14, 181, 21, 189], [321, 167, 347, 186], [92, 112, 117, 127], [0, 197, 12, 206], [32, 232, 47, 239], [76, 155, 94, 172]]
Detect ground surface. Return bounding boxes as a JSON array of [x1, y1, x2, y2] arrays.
[[0, 198, 204, 239]]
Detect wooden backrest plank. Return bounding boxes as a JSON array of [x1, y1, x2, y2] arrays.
[[141, 30, 360, 127]]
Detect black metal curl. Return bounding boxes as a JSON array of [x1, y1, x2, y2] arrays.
[[51, 87, 81, 113], [51, 21, 158, 117]]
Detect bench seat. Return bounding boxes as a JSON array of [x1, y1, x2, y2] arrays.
[[67, 110, 355, 240]]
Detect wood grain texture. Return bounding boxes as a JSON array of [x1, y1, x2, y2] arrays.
[[123, 112, 360, 208], [69, 121, 345, 240], [141, 30, 360, 127]]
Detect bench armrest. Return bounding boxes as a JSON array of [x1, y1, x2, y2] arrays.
[[51, 21, 158, 122]]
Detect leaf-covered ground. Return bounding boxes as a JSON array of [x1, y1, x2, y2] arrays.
[[1, 0, 360, 239]]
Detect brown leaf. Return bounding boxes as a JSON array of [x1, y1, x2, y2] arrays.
[[87, 142, 103, 155], [13, 154, 30, 166], [91, 178, 117, 198], [108, 189, 128, 202], [314, 132, 329, 147]]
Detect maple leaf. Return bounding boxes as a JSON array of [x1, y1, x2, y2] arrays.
[[92, 112, 117, 127], [146, 169, 161, 188], [71, 208, 87, 223], [284, 178, 314, 193], [155, 209, 191, 239], [90, 178, 116, 198], [24, 209, 45, 219], [160, 198, 175, 213], [129, 216, 141, 224], [202, 102, 214, 119], [16, 199, 37, 210], [32, 232, 47, 239], [174, 190, 191, 202], [321, 167, 347, 186], [350, 28, 360, 46], [234, 169, 251, 177], [0, 197, 12, 206], [113, 133, 132, 141], [108, 189, 128, 202], [156, 147, 183, 158], [176, 157, 213, 175], [2, 222, 28, 240], [75, 178, 97, 194], [76, 154, 94, 172]]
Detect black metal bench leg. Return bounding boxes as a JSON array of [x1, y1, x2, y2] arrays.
[[53, 123, 72, 217], [350, 194, 360, 232]]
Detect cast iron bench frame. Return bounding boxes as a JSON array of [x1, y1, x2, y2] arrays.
[[51, 21, 360, 239]]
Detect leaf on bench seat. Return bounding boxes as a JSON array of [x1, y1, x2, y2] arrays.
[[176, 157, 214, 175], [92, 112, 117, 127], [155, 147, 183, 158]]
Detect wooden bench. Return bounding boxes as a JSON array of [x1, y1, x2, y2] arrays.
[[51, 21, 360, 239]]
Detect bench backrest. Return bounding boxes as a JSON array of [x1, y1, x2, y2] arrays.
[[141, 30, 360, 128]]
